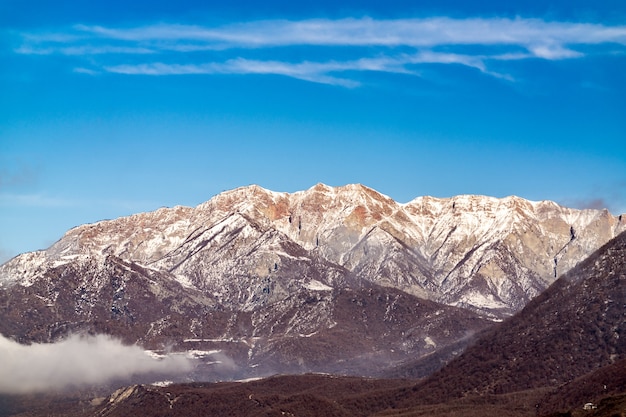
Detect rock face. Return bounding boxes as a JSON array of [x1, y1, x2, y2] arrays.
[[0, 183, 624, 378]]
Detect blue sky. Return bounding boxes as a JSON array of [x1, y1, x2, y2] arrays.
[[1, 0, 625, 262]]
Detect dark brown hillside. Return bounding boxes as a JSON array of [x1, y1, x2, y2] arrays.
[[380, 333, 481, 379], [539, 358, 626, 415], [2, 376, 542, 417], [0, 250, 492, 379], [396, 231, 626, 407], [23, 375, 415, 417], [0, 255, 222, 347]]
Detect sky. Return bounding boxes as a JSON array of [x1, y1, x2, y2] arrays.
[[1, 0, 625, 262]]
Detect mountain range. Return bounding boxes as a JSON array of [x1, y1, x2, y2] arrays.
[[3, 228, 625, 416], [0, 183, 625, 393]]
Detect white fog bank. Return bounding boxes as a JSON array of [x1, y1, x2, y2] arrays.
[[0, 334, 193, 394]]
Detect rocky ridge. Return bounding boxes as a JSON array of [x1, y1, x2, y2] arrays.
[[3, 183, 622, 315], [0, 183, 624, 378]]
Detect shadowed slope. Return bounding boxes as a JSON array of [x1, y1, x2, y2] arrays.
[[395, 231, 626, 408]]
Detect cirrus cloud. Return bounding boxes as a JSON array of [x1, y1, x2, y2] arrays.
[[13, 16, 626, 86], [54, 18, 626, 50]]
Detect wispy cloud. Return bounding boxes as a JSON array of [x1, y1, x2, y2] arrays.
[[16, 45, 156, 55], [574, 198, 609, 210], [14, 17, 626, 85], [66, 18, 626, 49], [102, 51, 510, 86], [0, 193, 77, 208], [0, 165, 38, 191], [104, 57, 406, 87], [562, 181, 626, 215]]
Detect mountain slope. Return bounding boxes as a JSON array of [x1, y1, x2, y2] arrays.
[[2, 216, 626, 416], [395, 230, 626, 407], [0, 253, 491, 378], [539, 358, 626, 415]]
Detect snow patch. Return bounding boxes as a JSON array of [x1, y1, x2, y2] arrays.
[[144, 350, 167, 360], [424, 336, 436, 348], [186, 350, 222, 359], [173, 274, 196, 289], [304, 280, 332, 291], [459, 291, 507, 310], [183, 338, 241, 343], [150, 380, 174, 387], [235, 377, 263, 382]]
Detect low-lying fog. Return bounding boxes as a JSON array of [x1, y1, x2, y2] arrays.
[[0, 334, 193, 394]]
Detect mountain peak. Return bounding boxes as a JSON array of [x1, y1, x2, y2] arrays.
[[2, 184, 624, 319], [308, 182, 333, 192]]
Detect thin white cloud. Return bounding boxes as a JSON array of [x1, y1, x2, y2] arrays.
[[0, 193, 77, 208], [104, 51, 512, 85], [14, 17, 626, 86], [15, 45, 156, 55], [67, 18, 626, 49], [0, 164, 38, 191], [74, 67, 100, 75], [526, 43, 584, 59], [0, 191, 160, 209], [105, 58, 373, 87]]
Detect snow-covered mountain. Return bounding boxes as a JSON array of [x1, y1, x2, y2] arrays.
[[4, 183, 622, 314], [0, 183, 623, 377]]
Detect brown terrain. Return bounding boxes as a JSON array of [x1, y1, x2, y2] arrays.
[[1, 231, 624, 417]]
